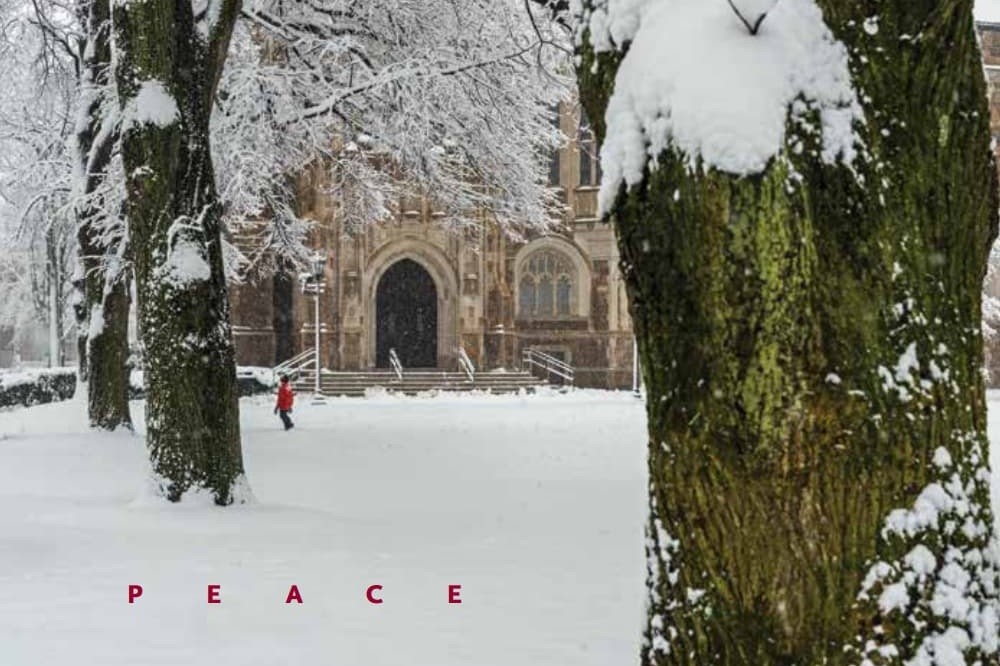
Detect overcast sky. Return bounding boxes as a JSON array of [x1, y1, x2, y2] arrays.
[[979, 0, 1000, 22]]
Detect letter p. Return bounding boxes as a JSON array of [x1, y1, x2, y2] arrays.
[[128, 584, 143, 604]]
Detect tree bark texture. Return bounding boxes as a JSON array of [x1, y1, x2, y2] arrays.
[[45, 227, 64, 367], [112, 0, 246, 504], [74, 0, 131, 430], [577, 1, 1000, 663]]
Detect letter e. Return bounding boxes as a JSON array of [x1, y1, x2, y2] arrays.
[[285, 584, 303, 604], [207, 584, 221, 604], [448, 584, 462, 604]]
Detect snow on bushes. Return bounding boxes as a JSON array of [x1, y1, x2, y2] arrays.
[[0, 366, 273, 411], [128, 367, 273, 399], [0, 368, 77, 409]]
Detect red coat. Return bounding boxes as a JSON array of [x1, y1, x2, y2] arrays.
[[276, 383, 294, 411]]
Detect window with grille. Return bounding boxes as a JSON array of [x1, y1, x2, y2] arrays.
[[578, 111, 601, 187], [518, 250, 576, 318], [548, 104, 562, 186]]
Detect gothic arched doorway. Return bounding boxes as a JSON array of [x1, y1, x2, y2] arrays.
[[376, 258, 438, 368]]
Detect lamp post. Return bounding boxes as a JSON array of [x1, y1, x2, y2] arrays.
[[632, 336, 641, 398], [300, 252, 327, 405]]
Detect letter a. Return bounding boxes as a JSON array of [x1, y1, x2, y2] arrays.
[[285, 584, 303, 604]]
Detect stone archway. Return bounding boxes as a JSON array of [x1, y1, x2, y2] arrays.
[[364, 239, 459, 370], [375, 259, 438, 368]]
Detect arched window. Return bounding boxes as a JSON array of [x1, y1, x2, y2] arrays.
[[518, 250, 577, 318]]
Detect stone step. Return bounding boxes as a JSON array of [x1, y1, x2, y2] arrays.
[[295, 382, 541, 389], [295, 375, 516, 381], [293, 386, 542, 397], [307, 386, 539, 394], [289, 369, 546, 396], [293, 372, 540, 381], [293, 377, 545, 386], [311, 384, 540, 391], [299, 372, 534, 381]]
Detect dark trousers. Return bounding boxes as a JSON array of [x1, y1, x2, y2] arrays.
[[279, 410, 294, 430]]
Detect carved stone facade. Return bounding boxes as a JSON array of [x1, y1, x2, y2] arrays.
[[232, 26, 1000, 388], [229, 102, 635, 388], [978, 21, 1000, 385]]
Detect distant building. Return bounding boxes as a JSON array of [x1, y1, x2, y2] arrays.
[[980, 22, 1000, 142], [978, 21, 1000, 385], [229, 102, 635, 388]]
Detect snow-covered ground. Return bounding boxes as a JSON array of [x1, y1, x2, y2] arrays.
[[5, 388, 1000, 665], [0, 390, 647, 666]]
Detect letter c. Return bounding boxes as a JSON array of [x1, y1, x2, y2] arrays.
[[366, 584, 383, 604]]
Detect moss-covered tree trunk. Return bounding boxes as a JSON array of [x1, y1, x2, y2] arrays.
[[73, 0, 131, 431], [112, 0, 247, 504], [575, 1, 1000, 663]]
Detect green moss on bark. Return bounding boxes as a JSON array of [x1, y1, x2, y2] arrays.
[[577, 1, 1000, 663], [75, 0, 131, 431], [113, 0, 246, 505]]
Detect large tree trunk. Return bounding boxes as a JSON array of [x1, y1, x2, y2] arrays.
[[45, 227, 62, 367], [576, 1, 1000, 663], [74, 0, 131, 430], [112, 0, 247, 504]]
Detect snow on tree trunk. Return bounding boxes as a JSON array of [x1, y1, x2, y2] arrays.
[[74, 0, 131, 431], [46, 228, 61, 368], [112, 0, 248, 505], [575, 0, 1000, 663]]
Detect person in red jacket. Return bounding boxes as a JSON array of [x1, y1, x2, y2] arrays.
[[274, 375, 294, 430]]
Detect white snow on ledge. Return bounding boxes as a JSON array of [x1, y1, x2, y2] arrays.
[[123, 80, 180, 130], [598, 0, 862, 215]]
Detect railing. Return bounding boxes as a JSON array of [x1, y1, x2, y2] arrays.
[[388, 348, 403, 382], [522, 349, 574, 386], [458, 346, 475, 382], [273, 348, 316, 383]]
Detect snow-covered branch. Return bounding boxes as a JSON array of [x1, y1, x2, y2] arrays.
[[213, 0, 570, 277]]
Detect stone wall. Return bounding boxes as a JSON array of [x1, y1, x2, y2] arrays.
[[979, 23, 1000, 386]]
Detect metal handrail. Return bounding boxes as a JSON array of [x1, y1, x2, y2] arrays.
[[522, 349, 574, 385], [273, 348, 316, 382], [388, 348, 403, 382], [458, 346, 475, 382]]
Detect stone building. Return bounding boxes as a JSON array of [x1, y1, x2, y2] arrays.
[[978, 20, 1000, 385], [229, 102, 635, 388], [230, 26, 1000, 388]]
